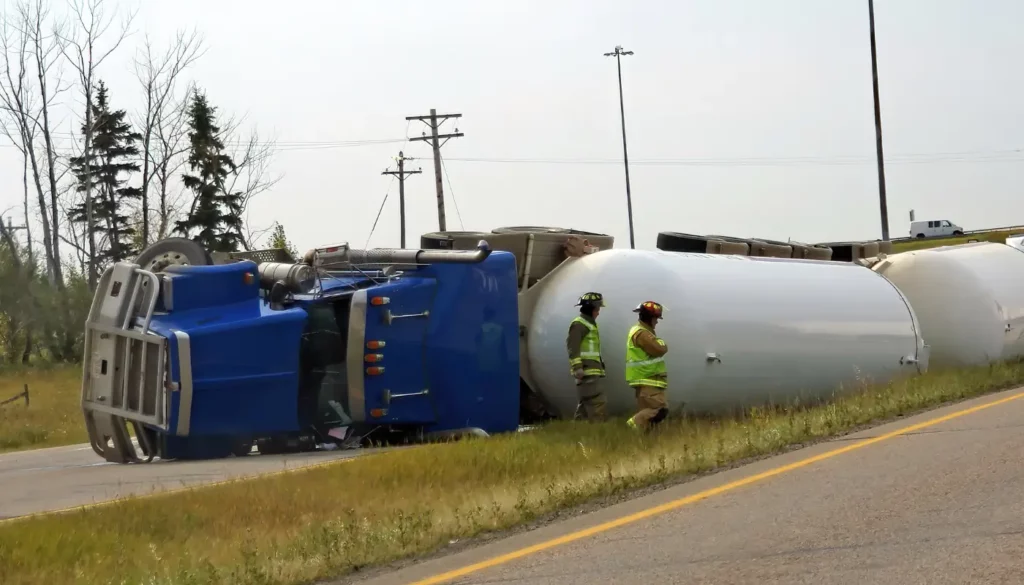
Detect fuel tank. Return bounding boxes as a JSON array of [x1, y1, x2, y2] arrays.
[[870, 242, 1024, 367], [523, 249, 928, 417]]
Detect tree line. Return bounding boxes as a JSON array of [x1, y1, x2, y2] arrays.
[[0, 0, 287, 366]]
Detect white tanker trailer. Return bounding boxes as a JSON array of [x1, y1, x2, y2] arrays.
[[519, 249, 930, 417], [870, 241, 1024, 368]]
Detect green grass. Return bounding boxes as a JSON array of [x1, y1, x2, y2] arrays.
[[0, 365, 86, 453], [891, 229, 1021, 252], [2, 361, 1024, 585]]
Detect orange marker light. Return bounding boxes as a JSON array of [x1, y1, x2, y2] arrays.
[[364, 353, 384, 363], [366, 366, 385, 376], [370, 408, 387, 418], [370, 296, 390, 306], [243, 272, 255, 285], [366, 340, 386, 349]]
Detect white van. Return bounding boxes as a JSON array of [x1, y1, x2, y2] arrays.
[[910, 219, 964, 238]]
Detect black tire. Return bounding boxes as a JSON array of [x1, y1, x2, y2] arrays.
[[135, 237, 213, 272], [232, 440, 253, 457], [916, 233, 926, 238], [953, 230, 964, 236], [817, 241, 856, 262], [656, 231, 709, 253]]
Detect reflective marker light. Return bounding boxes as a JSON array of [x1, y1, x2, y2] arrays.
[[364, 353, 384, 363], [243, 272, 255, 285], [366, 340, 386, 349], [370, 408, 387, 418], [370, 296, 390, 306], [366, 366, 385, 376]]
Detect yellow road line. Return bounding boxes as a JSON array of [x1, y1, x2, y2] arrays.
[[0, 449, 389, 526], [407, 389, 1024, 585]]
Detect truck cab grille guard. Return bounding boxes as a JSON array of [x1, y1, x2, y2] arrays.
[[81, 262, 172, 463]]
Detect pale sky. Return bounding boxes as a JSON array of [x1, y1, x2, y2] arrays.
[[1, 0, 1022, 256]]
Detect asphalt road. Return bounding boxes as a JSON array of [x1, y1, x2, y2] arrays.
[[0, 441, 376, 521], [351, 387, 1024, 585]]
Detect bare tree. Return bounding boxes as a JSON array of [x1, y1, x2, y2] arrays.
[[132, 28, 204, 246], [152, 87, 193, 239], [0, 26, 36, 265], [55, 179, 88, 274], [56, 0, 137, 288], [0, 1, 72, 287], [217, 115, 282, 250]]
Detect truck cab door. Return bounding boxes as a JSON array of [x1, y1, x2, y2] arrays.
[[350, 280, 438, 426]]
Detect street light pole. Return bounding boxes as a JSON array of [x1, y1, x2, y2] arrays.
[[604, 45, 636, 249], [867, 0, 890, 241]]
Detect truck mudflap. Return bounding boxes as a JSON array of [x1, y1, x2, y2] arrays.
[[81, 262, 171, 463]]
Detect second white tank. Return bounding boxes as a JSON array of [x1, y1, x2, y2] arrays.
[[524, 249, 928, 417], [871, 242, 1024, 368]]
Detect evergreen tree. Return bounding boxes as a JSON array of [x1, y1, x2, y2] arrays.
[[266, 221, 299, 260], [69, 81, 143, 266], [173, 89, 244, 252]]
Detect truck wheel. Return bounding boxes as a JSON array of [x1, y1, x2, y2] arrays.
[[916, 233, 926, 238], [953, 230, 964, 236], [232, 440, 253, 457], [135, 237, 213, 273]]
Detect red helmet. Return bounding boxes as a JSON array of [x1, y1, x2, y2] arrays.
[[632, 301, 664, 318]]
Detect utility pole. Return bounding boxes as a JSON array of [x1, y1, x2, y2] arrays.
[[868, 0, 889, 241], [604, 45, 636, 249], [406, 109, 464, 232], [5, 217, 26, 233], [3, 217, 27, 238], [381, 151, 422, 248]]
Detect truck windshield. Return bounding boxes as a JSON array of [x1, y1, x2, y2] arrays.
[[297, 297, 354, 431]]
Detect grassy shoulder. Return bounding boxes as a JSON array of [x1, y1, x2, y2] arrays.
[[2, 362, 1024, 585], [0, 365, 86, 453], [891, 229, 1020, 253]]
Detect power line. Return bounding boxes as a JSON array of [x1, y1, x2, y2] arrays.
[[4, 129, 1024, 166], [439, 152, 464, 231], [0, 134, 410, 150], [440, 151, 1024, 167]]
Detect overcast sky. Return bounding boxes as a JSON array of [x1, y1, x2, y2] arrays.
[[1, 0, 1021, 255]]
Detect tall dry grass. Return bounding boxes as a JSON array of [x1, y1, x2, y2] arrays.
[[891, 229, 1019, 252], [0, 365, 85, 453], [1, 361, 1022, 585]]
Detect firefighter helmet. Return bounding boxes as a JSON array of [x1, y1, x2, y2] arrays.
[[576, 292, 606, 307], [632, 300, 664, 319]]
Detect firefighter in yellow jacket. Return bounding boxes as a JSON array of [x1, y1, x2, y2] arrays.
[[566, 292, 607, 421], [625, 300, 669, 431]]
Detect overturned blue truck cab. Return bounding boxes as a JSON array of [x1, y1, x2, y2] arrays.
[[81, 238, 523, 463]]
